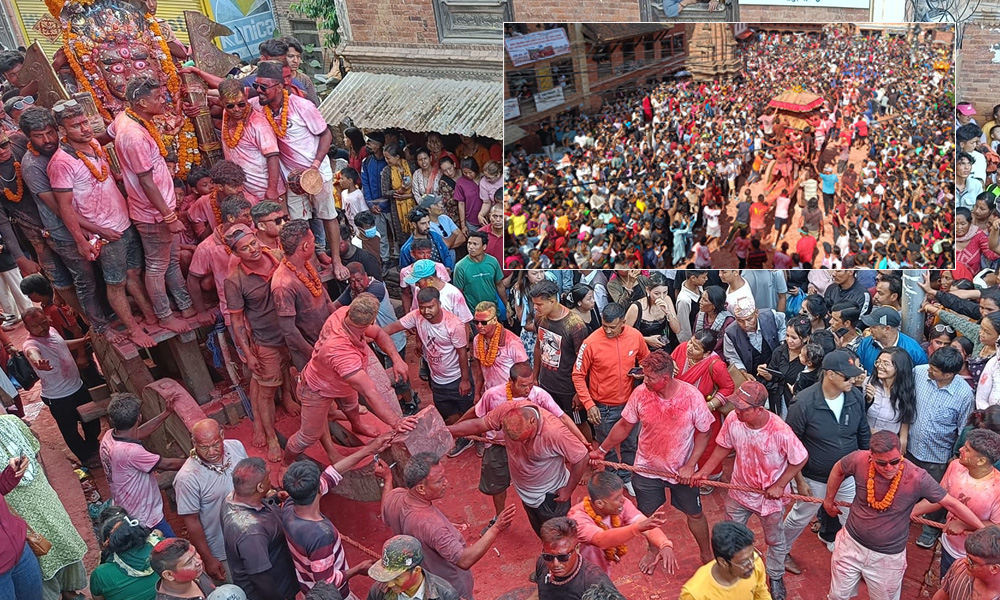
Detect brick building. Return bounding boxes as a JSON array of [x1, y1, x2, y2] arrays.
[[504, 23, 688, 145], [956, 3, 1000, 124]]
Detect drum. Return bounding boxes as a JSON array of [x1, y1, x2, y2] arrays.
[[287, 168, 324, 196]]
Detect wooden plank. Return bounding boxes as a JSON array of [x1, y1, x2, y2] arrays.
[[165, 336, 214, 405], [77, 398, 110, 423]]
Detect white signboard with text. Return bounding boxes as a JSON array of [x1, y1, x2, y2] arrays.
[[505, 28, 571, 67], [534, 87, 566, 113], [504, 98, 521, 121]]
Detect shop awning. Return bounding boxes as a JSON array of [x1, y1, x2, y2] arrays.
[[736, 29, 755, 40], [504, 124, 528, 145], [318, 71, 502, 140]]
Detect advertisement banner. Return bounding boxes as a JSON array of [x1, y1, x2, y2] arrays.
[[504, 98, 521, 121], [505, 28, 571, 68], [210, 0, 278, 62], [534, 87, 565, 113], [536, 65, 553, 91]]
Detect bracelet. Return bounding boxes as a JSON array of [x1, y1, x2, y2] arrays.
[[598, 445, 607, 454], [162, 212, 178, 223]]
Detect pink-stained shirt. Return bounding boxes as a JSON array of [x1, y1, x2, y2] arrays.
[[189, 231, 237, 325], [474, 329, 528, 390], [622, 381, 716, 484], [482, 400, 589, 507], [22, 327, 82, 399], [187, 194, 220, 232], [398, 309, 468, 385], [99, 432, 164, 528], [110, 111, 176, 224], [475, 384, 564, 446], [716, 412, 808, 516], [940, 462, 1000, 559], [47, 147, 131, 233], [301, 306, 367, 398], [222, 109, 285, 203], [568, 498, 645, 575], [250, 95, 333, 181]]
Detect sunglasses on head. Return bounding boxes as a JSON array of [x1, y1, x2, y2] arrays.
[[932, 324, 955, 334], [12, 96, 35, 111], [872, 457, 902, 467], [52, 98, 78, 113], [541, 552, 574, 563], [225, 101, 248, 110]]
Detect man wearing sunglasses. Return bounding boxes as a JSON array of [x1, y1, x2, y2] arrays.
[[2, 96, 33, 128], [823, 431, 985, 600], [217, 79, 284, 205], [533, 517, 619, 600], [936, 525, 1000, 600], [249, 200, 287, 253]]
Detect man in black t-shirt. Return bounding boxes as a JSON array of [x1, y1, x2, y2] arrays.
[[534, 517, 619, 600], [823, 269, 872, 316], [530, 280, 588, 420]]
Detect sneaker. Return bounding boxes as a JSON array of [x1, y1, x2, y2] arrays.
[[1, 316, 19, 331], [624, 481, 636, 497], [768, 576, 787, 600], [817, 531, 835, 552], [916, 530, 939, 549], [699, 484, 714, 496], [475, 442, 485, 458], [447, 437, 473, 458]]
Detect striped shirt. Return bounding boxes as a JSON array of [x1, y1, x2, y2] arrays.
[[281, 466, 349, 596], [908, 365, 974, 464]]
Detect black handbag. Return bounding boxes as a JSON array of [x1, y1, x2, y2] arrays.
[[7, 352, 38, 391]]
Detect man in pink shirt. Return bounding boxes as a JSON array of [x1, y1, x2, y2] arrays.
[[693, 381, 808, 600], [591, 349, 716, 563], [112, 76, 196, 334], [448, 399, 590, 537], [466, 361, 586, 519], [186, 197, 250, 325], [99, 392, 186, 534], [471, 301, 527, 398], [49, 100, 155, 347], [282, 294, 413, 467], [250, 61, 346, 281], [218, 79, 284, 204], [568, 471, 675, 577]]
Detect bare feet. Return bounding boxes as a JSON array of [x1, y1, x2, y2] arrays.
[[180, 307, 197, 319], [129, 328, 156, 348], [784, 556, 802, 575], [251, 426, 266, 448], [159, 315, 192, 334], [281, 399, 301, 417], [266, 438, 282, 463], [350, 419, 380, 438], [104, 328, 129, 345]]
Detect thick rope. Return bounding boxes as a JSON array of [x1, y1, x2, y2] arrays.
[[463, 434, 945, 530], [341, 533, 381, 560]]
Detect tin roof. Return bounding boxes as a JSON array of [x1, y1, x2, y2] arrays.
[[318, 72, 502, 140]]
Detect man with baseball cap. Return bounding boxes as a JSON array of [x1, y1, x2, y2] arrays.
[[367, 535, 460, 600], [781, 350, 870, 572], [855, 306, 928, 374], [693, 381, 808, 600], [403, 259, 472, 323]]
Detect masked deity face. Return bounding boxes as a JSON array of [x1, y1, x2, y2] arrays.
[[94, 40, 163, 101]]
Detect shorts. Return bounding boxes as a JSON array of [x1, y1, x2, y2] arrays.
[[288, 178, 338, 221], [98, 226, 144, 285], [478, 444, 510, 495], [632, 472, 703, 517], [250, 343, 291, 387], [774, 217, 786, 230], [429, 377, 474, 419], [21, 224, 73, 289]]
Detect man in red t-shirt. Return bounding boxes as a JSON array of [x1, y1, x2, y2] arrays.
[[796, 234, 818, 267]]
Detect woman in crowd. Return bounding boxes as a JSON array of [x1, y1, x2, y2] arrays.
[[953, 336, 977, 389], [0, 414, 88, 600], [478, 161, 502, 227], [383, 144, 416, 239], [955, 208, 999, 275], [801, 294, 830, 332], [90, 512, 160, 600], [0, 452, 39, 598], [567, 284, 601, 337], [343, 126, 368, 174], [625, 271, 680, 350], [759, 315, 812, 416], [671, 329, 734, 494], [411, 147, 442, 201], [607, 269, 646, 307], [695, 285, 734, 355], [864, 347, 917, 454]]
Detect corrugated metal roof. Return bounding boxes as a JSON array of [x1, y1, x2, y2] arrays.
[[318, 72, 502, 141]]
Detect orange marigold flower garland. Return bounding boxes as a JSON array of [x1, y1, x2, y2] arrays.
[[174, 119, 200, 179], [146, 15, 181, 99], [475, 322, 502, 367], [73, 140, 110, 182], [62, 28, 114, 123], [282, 258, 323, 297], [2, 163, 23, 202], [264, 89, 290, 138], [222, 112, 246, 149], [505, 382, 515, 402], [582, 496, 628, 562], [126, 108, 168, 158], [209, 190, 221, 226], [866, 460, 904, 512]]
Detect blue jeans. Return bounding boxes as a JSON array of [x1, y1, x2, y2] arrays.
[[134, 222, 193, 319], [0, 542, 43, 599], [154, 517, 176, 537], [941, 546, 957, 581], [594, 402, 639, 484]]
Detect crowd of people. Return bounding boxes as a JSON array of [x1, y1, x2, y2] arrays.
[[503, 26, 955, 270]]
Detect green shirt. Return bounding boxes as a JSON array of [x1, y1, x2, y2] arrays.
[[90, 544, 159, 600], [453, 254, 503, 313]]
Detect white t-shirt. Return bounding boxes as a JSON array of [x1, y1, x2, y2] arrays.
[[22, 328, 83, 399], [726, 282, 755, 313], [825, 392, 845, 422], [341, 188, 367, 231], [438, 283, 473, 323], [398, 309, 468, 384]]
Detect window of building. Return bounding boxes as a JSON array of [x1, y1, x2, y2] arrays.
[[673, 33, 685, 51], [644, 36, 655, 61], [289, 19, 323, 76]]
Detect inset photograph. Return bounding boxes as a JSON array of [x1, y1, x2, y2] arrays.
[[503, 23, 955, 270]]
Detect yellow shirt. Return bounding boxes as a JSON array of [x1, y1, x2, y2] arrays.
[[679, 556, 771, 600], [508, 214, 527, 237], [636, 198, 647, 213]]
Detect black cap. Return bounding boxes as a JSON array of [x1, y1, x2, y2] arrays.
[[822, 350, 864, 378]]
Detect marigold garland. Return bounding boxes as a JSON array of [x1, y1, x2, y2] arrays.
[[208, 190, 222, 226], [282, 258, 323, 297], [475, 322, 502, 367], [264, 89, 290, 138], [866, 460, 904, 512], [582, 496, 628, 563], [222, 112, 246, 149], [126, 108, 168, 158], [62, 28, 113, 123], [146, 15, 181, 99], [72, 140, 110, 182], [505, 382, 515, 402], [26, 143, 40, 157], [2, 163, 23, 202], [174, 119, 200, 180]]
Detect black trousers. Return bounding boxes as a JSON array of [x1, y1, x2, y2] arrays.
[[44, 385, 100, 463], [523, 493, 572, 538]]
